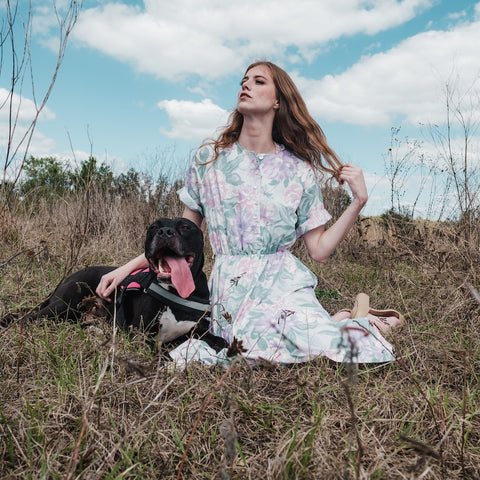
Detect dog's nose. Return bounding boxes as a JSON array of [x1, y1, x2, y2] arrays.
[[158, 227, 176, 238]]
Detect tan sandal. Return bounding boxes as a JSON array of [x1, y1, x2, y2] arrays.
[[337, 293, 405, 335], [367, 308, 405, 335], [332, 293, 370, 321]]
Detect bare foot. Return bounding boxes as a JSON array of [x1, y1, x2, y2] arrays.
[[367, 313, 404, 335], [331, 310, 352, 322]]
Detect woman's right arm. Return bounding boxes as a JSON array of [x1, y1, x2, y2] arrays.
[[182, 206, 204, 227], [303, 164, 367, 263], [96, 253, 149, 301]]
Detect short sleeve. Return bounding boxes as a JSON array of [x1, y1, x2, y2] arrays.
[[295, 167, 332, 237], [177, 146, 213, 217], [177, 162, 204, 216]]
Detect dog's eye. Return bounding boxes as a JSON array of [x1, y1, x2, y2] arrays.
[[178, 223, 192, 232]]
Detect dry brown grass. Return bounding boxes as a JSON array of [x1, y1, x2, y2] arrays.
[[1, 187, 479, 479]]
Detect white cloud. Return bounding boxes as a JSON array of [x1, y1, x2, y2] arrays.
[[28, 1, 83, 51], [0, 123, 56, 157], [70, 0, 480, 132], [157, 98, 230, 142], [295, 19, 480, 127], [72, 3, 242, 80], [33, 5, 61, 37], [0, 88, 57, 171], [72, 0, 432, 80], [0, 88, 55, 123], [0, 120, 57, 179]]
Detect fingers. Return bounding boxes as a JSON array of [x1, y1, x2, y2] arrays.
[[96, 274, 117, 302], [338, 163, 363, 181], [338, 164, 364, 182], [338, 164, 368, 204]]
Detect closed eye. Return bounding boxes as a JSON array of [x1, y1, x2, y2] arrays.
[[178, 222, 193, 233], [241, 75, 268, 86]]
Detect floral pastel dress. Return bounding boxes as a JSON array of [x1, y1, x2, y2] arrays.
[[170, 143, 395, 366]]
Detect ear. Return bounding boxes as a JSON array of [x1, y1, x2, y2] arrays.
[[273, 99, 280, 110]]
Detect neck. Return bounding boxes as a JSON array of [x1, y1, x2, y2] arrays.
[[238, 115, 276, 154]]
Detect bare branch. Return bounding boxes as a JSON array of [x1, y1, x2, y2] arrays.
[[1, 0, 83, 211]]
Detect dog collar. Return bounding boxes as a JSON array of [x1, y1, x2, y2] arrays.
[[146, 281, 210, 314]]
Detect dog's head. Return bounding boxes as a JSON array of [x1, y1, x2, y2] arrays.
[[144, 217, 205, 299]]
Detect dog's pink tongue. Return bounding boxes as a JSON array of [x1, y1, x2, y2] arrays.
[[164, 256, 195, 298]]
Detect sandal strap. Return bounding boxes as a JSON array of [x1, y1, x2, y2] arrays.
[[351, 293, 370, 319], [368, 308, 405, 324]]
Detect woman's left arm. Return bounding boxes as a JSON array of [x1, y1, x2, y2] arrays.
[[303, 164, 368, 263]]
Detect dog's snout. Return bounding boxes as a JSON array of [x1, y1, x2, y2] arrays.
[[158, 226, 176, 239]]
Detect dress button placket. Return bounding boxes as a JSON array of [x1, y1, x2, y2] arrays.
[[254, 154, 263, 247]]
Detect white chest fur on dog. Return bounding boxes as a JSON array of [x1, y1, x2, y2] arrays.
[[157, 307, 196, 342]]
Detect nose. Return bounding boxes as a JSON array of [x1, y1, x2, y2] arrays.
[[241, 80, 251, 91], [158, 226, 175, 238]]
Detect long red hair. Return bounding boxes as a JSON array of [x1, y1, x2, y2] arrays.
[[203, 61, 343, 179]]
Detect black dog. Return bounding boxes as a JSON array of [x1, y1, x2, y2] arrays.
[[33, 218, 228, 354]]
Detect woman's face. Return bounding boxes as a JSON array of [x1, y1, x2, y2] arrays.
[[237, 64, 279, 117]]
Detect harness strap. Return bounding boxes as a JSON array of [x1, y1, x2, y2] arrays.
[[146, 281, 210, 314], [115, 267, 210, 324]]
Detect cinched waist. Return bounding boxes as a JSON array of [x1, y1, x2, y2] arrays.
[[213, 248, 288, 258]]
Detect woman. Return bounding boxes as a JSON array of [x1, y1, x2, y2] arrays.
[[98, 61, 398, 365]]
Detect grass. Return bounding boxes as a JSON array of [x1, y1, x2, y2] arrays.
[[1, 186, 480, 479]]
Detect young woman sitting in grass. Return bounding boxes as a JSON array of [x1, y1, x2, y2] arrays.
[[97, 61, 403, 366]]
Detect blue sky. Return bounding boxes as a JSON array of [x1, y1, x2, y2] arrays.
[[2, 0, 480, 217]]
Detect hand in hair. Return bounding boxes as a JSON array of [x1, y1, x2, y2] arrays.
[[337, 164, 368, 206]]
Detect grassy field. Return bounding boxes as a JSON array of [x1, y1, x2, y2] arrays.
[[1, 185, 479, 479]]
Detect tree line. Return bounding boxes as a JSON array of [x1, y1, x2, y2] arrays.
[[1, 156, 175, 207]]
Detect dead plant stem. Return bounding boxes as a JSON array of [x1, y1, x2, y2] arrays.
[[176, 358, 242, 480]]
